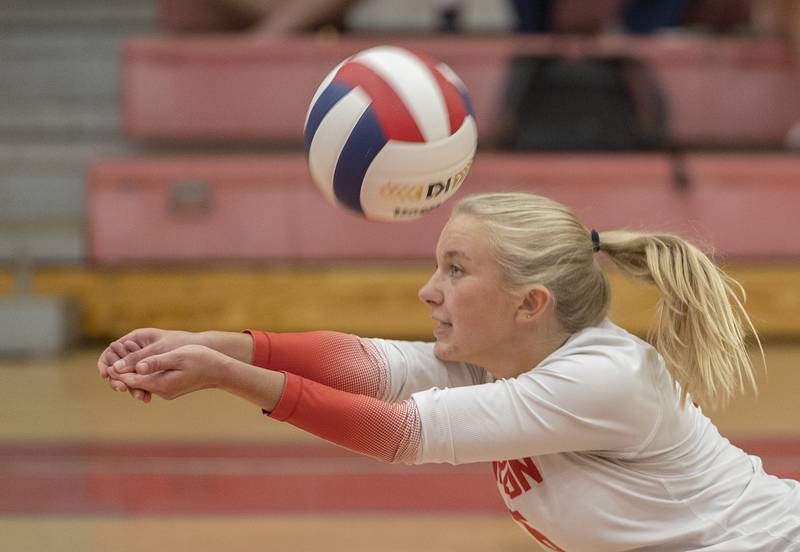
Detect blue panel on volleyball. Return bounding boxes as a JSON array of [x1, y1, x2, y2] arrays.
[[332, 107, 387, 214], [304, 81, 354, 153]]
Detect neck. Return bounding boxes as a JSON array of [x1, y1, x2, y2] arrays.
[[486, 324, 571, 379]]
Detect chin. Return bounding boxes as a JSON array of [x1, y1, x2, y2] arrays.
[[433, 341, 456, 361]]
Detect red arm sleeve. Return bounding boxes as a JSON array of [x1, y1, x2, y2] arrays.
[[268, 372, 421, 464], [245, 330, 388, 399]]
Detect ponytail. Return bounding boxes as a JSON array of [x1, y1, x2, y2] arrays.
[[598, 231, 763, 409], [452, 192, 761, 409]]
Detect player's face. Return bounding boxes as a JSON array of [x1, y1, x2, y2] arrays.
[[418, 215, 524, 373]]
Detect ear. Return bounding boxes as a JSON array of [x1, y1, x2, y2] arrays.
[[515, 285, 552, 323]]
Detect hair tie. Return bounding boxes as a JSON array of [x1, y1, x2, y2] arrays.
[[590, 229, 601, 253]]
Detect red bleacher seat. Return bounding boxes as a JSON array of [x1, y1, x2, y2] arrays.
[[686, 154, 800, 258], [122, 37, 511, 143], [88, 153, 684, 263], [122, 35, 800, 147], [94, 153, 776, 263], [88, 153, 800, 263]]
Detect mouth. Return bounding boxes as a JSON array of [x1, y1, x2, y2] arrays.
[[433, 318, 452, 337]]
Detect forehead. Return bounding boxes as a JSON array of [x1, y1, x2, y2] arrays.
[[436, 215, 491, 259]]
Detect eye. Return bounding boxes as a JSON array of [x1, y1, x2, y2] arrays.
[[447, 264, 464, 278]]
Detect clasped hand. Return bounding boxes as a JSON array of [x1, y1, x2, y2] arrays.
[[98, 329, 228, 403]]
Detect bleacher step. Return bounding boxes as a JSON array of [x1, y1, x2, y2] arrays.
[[0, 296, 77, 356], [87, 152, 800, 262], [0, 101, 118, 139], [0, 221, 85, 263], [121, 35, 800, 147], [0, 175, 84, 221], [2, 265, 796, 341], [0, 1, 153, 31]]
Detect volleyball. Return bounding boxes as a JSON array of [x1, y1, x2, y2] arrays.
[[304, 45, 478, 221]]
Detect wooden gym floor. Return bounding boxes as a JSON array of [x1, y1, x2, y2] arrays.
[[1, 341, 798, 551]]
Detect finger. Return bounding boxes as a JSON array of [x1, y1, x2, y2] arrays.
[[111, 345, 144, 373], [130, 388, 150, 402], [115, 372, 163, 395], [110, 341, 128, 365], [98, 329, 156, 378], [110, 378, 129, 392], [124, 340, 142, 352], [106, 366, 131, 392], [114, 328, 152, 347], [97, 346, 123, 378], [113, 339, 165, 374], [123, 341, 150, 399]]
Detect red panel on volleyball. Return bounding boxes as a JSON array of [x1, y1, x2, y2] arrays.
[[122, 35, 800, 147]]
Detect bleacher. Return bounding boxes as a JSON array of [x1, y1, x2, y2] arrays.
[[121, 34, 800, 147], [3, 0, 800, 344]]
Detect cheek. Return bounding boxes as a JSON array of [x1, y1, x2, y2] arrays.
[[452, 290, 506, 337]]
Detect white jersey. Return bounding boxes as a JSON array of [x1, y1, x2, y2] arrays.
[[371, 321, 800, 551]]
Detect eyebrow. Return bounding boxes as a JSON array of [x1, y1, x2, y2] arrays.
[[443, 250, 471, 261]]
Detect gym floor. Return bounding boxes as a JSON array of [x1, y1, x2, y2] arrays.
[[1, 345, 798, 551]]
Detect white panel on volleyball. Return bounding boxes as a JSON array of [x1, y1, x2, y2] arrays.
[[360, 115, 478, 221], [307, 87, 372, 206], [356, 46, 451, 141], [304, 60, 347, 129]]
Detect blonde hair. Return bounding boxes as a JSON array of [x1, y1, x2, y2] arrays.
[[453, 192, 761, 409]]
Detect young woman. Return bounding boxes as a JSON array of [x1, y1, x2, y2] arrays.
[[99, 193, 800, 551]]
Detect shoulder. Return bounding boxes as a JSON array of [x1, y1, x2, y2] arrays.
[[542, 321, 658, 377], [520, 321, 663, 408]]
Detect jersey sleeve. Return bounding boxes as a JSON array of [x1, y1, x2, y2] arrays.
[[268, 372, 422, 465], [246, 330, 489, 402], [245, 330, 389, 398], [411, 332, 663, 465], [370, 338, 491, 402]]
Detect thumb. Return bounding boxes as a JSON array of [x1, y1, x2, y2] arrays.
[[134, 351, 176, 375], [114, 342, 160, 373]]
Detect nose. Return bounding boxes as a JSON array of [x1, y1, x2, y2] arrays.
[[418, 271, 443, 307]]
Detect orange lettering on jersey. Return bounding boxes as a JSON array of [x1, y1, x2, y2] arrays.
[[510, 457, 542, 489], [510, 510, 566, 552], [494, 460, 524, 498], [493, 457, 542, 500]]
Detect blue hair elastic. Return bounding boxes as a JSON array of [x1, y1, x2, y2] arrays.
[[591, 229, 601, 253]]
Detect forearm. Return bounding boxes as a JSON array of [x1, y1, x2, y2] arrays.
[[245, 330, 389, 398], [216, 356, 420, 464], [267, 372, 421, 464], [199, 331, 254, 364], [114, 343, 420, 464], [217, 355, 286, 412]]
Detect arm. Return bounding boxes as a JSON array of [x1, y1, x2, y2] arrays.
[[411, 346, 662, 465], [249, 330, 490, 401], [246, 330, 389, 398], [108, 336, 658, 466], [109, 344, 421, 464], [99, 328, 389, 399], [101, 327, 488, 404]]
